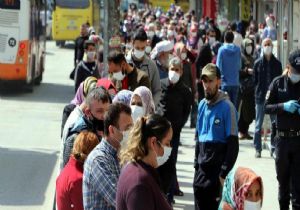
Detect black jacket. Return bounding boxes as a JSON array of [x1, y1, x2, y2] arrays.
[[265, 75, 300, 130], [74, 61, 99, 92], [195, 44, 212, 78], [74, 35, 89, 66], [159, 79, 192, 135], [254, 55, 282, 104]]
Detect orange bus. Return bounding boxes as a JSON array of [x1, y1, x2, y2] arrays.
[[0, 0, 46, 91]]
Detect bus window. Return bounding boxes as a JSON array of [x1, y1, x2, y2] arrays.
[[55, 0, 89, 9], [0, 0, 20, 10]]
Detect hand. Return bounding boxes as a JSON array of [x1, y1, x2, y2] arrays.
[[219, 177, 225, 187], [283, 100, 300, 113]]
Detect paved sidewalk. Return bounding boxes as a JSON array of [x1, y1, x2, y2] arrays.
[[173, 123, 278, 210]]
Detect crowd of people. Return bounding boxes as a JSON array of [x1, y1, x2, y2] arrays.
[[55, 3, 300, 210]]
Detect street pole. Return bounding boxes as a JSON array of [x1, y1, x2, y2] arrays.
[[103, 0, 120, 77]]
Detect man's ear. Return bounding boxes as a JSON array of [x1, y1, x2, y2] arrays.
[[84, 107, 92, 118]]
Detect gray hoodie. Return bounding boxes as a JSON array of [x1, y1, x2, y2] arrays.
[[126, 50, 162, 107]]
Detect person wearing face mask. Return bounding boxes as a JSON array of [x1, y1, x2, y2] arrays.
[[253, 38, 282, 158], [130, 86, 155, 122], [126, 28, 162, 108], [74, 40, 100, 92], [147, 23, 162, 49], [116, 114, 173, 210], [219, 167, 263, 210], [238, 38, 256, 140], [264, 49, 300, 210], [174, 42, 197, 128], [151, 40, 174, 80], [194, 64, 239, 210], [61, 87, 111, 170], [262, 16, 277, 41], [156, 57, 192, 204], [108, 51, 150, 91], [83, 103, 133, 210]]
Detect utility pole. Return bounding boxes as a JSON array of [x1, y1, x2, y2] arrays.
[[103, 0, 121, 77]]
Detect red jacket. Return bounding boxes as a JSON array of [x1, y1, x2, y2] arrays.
[[56, 157, 84, 210]]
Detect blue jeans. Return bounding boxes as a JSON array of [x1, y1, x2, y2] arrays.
[[254, 103, 276, 151], [221, 86, 239, 109]]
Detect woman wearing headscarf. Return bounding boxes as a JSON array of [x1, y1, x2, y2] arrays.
[[238, 38, 255, 140], [130, 86, 155, 122], [219, 167, 263, 210], [112, 89, 133, 106]]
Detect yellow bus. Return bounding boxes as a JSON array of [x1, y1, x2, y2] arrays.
[[149, 0, 189, 13], [51, 0, 100, 46], [0, 0, 46, 91]]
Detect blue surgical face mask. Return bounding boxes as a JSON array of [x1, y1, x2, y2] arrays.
[[289, 72, 300, 84]]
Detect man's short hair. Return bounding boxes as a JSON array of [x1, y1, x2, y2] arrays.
[[85, 87, 111, 108], [84, 40, 96, 50], [104, 103, 132, 136], [107, 50, 126, 65], [224, 31, 234, 43], [133, 28, 148, 42], [230, 22, 237, 31]]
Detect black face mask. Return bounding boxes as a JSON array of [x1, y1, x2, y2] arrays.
[[90, 113, 104, 132]]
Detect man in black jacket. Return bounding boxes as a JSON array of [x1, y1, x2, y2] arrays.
[[74, 23, 89, 66], [74, 40, 100, 92], [253, 38, 282, 158], [265, 49, 300, 210], [157, 57, 193, 204]]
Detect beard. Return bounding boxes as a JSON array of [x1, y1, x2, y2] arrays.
[[204, 85, 219, 100]]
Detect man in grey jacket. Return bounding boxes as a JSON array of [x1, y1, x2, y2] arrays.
[[126, 28, 162, 107]]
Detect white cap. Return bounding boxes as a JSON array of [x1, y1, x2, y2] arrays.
[[150, 40, 174, 59]]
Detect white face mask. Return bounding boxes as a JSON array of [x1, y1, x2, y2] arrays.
[[190, 31, 197, 37], [169, 70, 180, 84], [120, 130, 130, 148], [147, 31, 155, 39], [145, 46, 152, 54], [87, 51, 96, 60], [263, 46, 272, 55], [156, 30, 161, 37], [209, 37, 216, 46], [156, 145, 172, 167], [181, 53, 187, 60], [246, 46, 253, 55], [112, 71, 125, 81], [133, 49, 145, 59], [131, 105, 145, 122], [289, 72, 300, 84], [244, 200, 262, 210]]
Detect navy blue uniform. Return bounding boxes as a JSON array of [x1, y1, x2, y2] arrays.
[[265, 75, 300, 210], [193, 91, 239, 210]]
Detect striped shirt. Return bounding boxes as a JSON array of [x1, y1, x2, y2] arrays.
[[83, 139, 120, 210]]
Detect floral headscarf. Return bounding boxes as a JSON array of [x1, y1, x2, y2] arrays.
[[112, 90, 133, 106], [130, 86, 155, 115], [219, 167, 263, 210]]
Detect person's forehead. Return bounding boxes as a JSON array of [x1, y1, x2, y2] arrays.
[[170, 64, 181, 70], [118, 112, 133, 128], [91, 100, 110, 110], [133, 40, 146, 46]]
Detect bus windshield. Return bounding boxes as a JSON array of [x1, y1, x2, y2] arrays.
[[56, 0, 90, 9], [0, 0, 20, 10]]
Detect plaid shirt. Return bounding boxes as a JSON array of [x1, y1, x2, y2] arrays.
[[83, 139, 120, 210]]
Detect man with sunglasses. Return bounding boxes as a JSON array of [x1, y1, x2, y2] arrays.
[[253, 38, 282, 158]]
